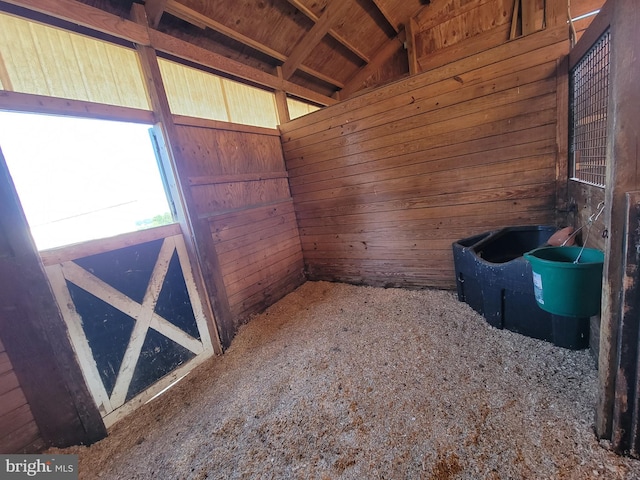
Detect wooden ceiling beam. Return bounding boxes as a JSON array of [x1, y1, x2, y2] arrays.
[[166, 0, 283, 59], [144, 0, 169, 29], [164, 0, 343, 89], [285, 0, 370, 63], [281, 0, 352, 80], [0, 0, 336, 106], [370, 0, 399, 33]]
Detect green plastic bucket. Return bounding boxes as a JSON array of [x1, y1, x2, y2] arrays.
[[523, 246, 604, 317]]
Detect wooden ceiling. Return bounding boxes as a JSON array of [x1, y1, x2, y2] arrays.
[[75, 0, 428, 101]]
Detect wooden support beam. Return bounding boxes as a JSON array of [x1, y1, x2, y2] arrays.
[[172, 115, 281, 135], [189, 172, 289, 186], [370, 0, 399, 33], [510, 0, 520, 39], [144, 0, 169, 29], [1, 0, 336, 106], [130, 3, 225, 353], [285, 0, 370, 63], [597, 0, 640, 444], [275, 90, 290, 124], [611, 192, 640, 454], [0, 90, 155, 124], [281, 0, 352, 80], [164, 0, 343, 89], [275, 68, 290, 124], [165, 0, 284, 61], [405, 18, 419, 75]]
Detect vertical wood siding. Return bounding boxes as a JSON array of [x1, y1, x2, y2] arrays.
[[174, 119, 305, 333], [280, 25, 569, 289]]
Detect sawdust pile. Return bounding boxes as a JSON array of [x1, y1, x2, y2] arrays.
[[57, 281, 640, 479]]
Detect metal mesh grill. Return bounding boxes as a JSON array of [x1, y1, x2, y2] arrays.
[[570, 30, 610, 188]]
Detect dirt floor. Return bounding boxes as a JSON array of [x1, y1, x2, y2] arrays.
[[55, 281, 640, 479]]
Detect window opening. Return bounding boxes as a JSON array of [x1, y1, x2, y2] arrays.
[[569, 30, 610, 188], [0, 111, 174, 250]]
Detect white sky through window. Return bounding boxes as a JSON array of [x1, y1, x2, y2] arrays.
[[0, 112, 173, 250]]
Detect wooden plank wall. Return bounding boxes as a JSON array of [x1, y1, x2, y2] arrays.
[[280, 25, 569, 289], [174, 117, 305, 334], [0, 335, 42, 453]]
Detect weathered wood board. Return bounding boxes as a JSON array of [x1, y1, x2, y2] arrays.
[[281, 25, 569, 288], [174, 120, 305, 340]]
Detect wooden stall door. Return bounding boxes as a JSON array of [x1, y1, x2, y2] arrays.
[[43, 226, 216, 428]]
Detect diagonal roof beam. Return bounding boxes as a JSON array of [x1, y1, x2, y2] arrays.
[[370, 0, 400, 33], [144, 0, 169, 28], [166, 0, 282, 59], [285, 0, 370, 63], [164, 0, 343, 88], [281, 0, 352, 80]]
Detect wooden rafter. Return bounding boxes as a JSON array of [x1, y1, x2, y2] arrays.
[[281, 0, 352, 80], [285, 0, 370, 63], [166, 0, 284, 60], [164, 0, 343, 88], [0, 0, 336, 106], [370, 0, 399, 33]]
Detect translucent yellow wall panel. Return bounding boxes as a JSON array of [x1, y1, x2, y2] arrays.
[[221, 78, 278, 129], [287, 97, 320, 120], [0, 13, 149, 110], [158, 58, 229, 122]]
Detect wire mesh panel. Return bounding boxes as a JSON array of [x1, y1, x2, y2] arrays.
[[570, 30, 611, 188]]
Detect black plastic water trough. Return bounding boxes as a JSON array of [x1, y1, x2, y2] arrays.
[[452, 226, 590, 350]]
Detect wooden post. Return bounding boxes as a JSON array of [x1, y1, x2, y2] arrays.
[[130, 3, 228, 351], [275, 67, 291, 124], [405, 17, 419, 75], [596, 0, 640, 442], [510, 0, 520, 39], [611, 192, 640, 453]]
